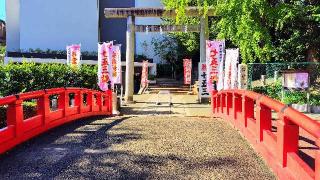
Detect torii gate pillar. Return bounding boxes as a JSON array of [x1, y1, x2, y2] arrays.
[[200, 16, 209, 63], [125, 15, 135, 103]]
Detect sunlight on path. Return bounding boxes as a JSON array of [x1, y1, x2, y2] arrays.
[[0, 116, 275, 179]]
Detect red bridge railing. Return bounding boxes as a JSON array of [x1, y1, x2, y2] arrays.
[[212, 90, 320, 180], [0, 88, 112, 154]]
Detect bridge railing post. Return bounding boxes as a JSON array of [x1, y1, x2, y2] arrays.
[[108, 90, 113, 114], [276, 114, 299, 167], [221, 93, 226, 115], [37, 93, 50, 125], [316, 139, 320, 180], [78, 90, 83, 114], [211, 90, 218, 114], [58, 90, 67, 117], [87, 91, 93, 112], [241, 96, 254, 127], [97, 92, 102, 111], [233, 93, 242, 121], [7, 99, 24, 138], [216, 94, 221, 115], [226, 92, 233, 117], [256, 102, 272, 142]]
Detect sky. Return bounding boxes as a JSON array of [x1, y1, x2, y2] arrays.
[[0, 0, 5, 21]]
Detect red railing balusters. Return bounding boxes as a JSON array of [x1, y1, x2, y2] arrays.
[[277, 115, 299, 167], [7, 99, 23, 138], [87, 91, 93, 112], [316, 139, 320, 180], [37, 93, 50, 125], [242, 96, 254, 127], [0, 88, 112, 154], [256, 102, 272, 142], [59, 90, 67, 116], [233, 93, 242, 121], [221, 93, 226, 115], [212, 90, 320, 180], [226, 92, 232, 116]]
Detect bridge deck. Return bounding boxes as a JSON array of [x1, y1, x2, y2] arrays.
[[0, 115, 275, 179]]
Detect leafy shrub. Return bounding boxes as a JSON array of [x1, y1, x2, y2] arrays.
[[0, 62, 98, 97], [283, 91, 308, 105], [251, 81, 282, 100], [252, 82, 320, 105]]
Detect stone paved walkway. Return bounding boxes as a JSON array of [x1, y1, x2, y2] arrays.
[[122, 94, 212, 117], [0, 94, 276, 179]]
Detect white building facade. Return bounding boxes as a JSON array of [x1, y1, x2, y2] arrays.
[[5, 0, 165, 63], [135, 0, 164, 64], [6, 0, 99, 52]]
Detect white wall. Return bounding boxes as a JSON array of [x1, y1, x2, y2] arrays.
[[6, 0, 20, 51], [19, 0, 98, 52], [135, 0, 164, 64]]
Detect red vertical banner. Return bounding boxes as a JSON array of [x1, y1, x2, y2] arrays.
[[183, 59, 192, 85], [141, 60, 149, 87]]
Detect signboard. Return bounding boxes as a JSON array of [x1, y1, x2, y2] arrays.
[[199, 62, 210, 99], [67, 44, 81, 68], [282, 71, 309, 90], [112, 44, 122, 85], [206, 40, 225, 91], [238, 64, 248, 90], [97, 42, 113, 91], [224, 49, 239, 90], [141, 60, 149, 87], [183, 59, 192, 85]]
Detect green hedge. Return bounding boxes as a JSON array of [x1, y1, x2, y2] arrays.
[[251, 82, 320, 106], [0, 62, 98, 97]]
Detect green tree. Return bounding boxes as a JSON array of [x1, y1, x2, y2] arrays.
[[162, 0, 320, 63]]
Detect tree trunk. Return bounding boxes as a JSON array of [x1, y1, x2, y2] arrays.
[[307, 48, 319, 62]]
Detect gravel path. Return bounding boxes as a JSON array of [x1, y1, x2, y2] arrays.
[[0, 115, 275, 179]]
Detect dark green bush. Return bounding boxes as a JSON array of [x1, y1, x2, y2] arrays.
[[157, 64, 172, 78], [0, 62, 98, 97], [310, 94, 320, 106]]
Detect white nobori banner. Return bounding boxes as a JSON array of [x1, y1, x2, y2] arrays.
[[98, 42, 113, 91], [111, 45, 122, 85], [97, 42, 122, 91], [224, 48, 239, 90], [67, 44, 81, 68], [198, 62, 210, 99], [206, 40, 225, 92]]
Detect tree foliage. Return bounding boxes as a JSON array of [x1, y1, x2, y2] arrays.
[[162, 0, 320, 63]]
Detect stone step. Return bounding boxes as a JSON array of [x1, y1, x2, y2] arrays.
[[148, 90, 191, 95], [148, 87, 191, 91]]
